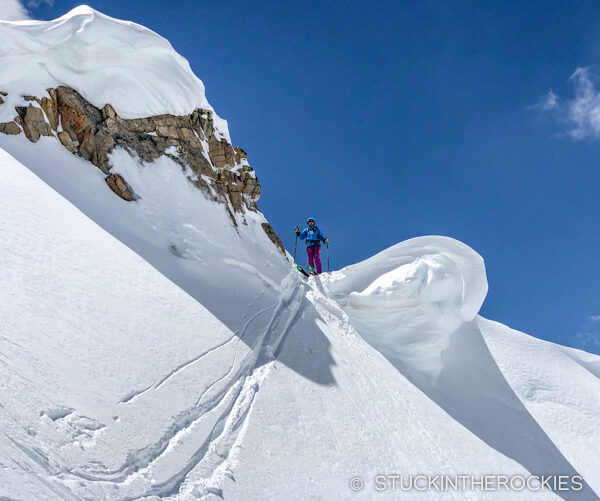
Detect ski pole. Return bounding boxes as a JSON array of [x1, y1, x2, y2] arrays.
[[326, 241, 330, 272], [293, 227, 298, 262]]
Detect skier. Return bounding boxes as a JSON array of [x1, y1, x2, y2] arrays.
[[295, 217, 328, 274]]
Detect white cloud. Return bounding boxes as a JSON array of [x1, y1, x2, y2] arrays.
[[26, 0, 53, 7], [535, 67, 600, 140], [0, 0, 31, 20], [0, 0, 53, 21], [532, 90, 559, 111], [565, 68, 600, 139]]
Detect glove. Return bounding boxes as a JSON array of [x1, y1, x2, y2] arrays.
[[324, 237, 329, 244], [294, 226, 300, 236]]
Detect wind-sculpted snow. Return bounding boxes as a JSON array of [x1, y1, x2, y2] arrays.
[[2, 6, 600, 499], [327, 236, 488, 381], [3, 144, 600, 499], [0, 5, 229, 139]]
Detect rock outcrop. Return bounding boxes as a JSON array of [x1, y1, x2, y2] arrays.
[[261, 223, 285, 253], [0, 87, 283, 251], [0, 121, 20, 135], [105, 173, 136, 201]]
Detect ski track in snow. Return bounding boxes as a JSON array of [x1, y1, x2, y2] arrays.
[[118, 333, 239, 405], [0, 124, 310, 499], [1, 96, 598, 498], [55, 274, 305, 499]]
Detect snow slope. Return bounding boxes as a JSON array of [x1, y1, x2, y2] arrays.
[[0, 147, 258, 498], [322, 241, 600, 499], [1, 5, 599, 500], [479, 319, 600, 496], [0, 146, 570, 500], [2, 141, 599, 500]]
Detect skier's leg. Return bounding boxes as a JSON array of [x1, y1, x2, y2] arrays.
[[314, 245, 322, 274], [307, 245, 315, 269]]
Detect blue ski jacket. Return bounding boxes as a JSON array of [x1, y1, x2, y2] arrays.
[[299, 218, 327, 247]]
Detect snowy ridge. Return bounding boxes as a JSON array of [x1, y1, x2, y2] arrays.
[[0, 5, 230, 141], [1, 5, 600, 500], [2, 140, 600, 499]]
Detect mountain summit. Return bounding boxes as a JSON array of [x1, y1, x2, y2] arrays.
[[1, 6, 599, 501], [0, 5, 212, 119]]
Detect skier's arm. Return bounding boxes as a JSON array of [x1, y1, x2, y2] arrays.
[[299, 229, 307, 240], [318, 228, 326, 242]]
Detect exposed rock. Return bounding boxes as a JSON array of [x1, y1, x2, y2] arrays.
[[208, 134, 236, 168], [102, 103, 116, 120], [106, 173, 136, 201], [78, 127, 98, 164], [0, 91, 7, 96], [94, 129, 116, 171], [57, 86, 102, 142], [0, 96, 3, 105], [156, 125, 179, 139], [21, 105, 52, 142], [262, 223, 285, 254], [58, 130, 78, 153], [15, 106, 26, 121], [18, 94, 58, 132], [242, 171, 261, 200], [1, 85, 283, 252], [40, 94, 59, 131], [0, 121, 21, 135], [234, 146, 248, 164], [178, 127, 197, 142], [214, 169, 263, 213]]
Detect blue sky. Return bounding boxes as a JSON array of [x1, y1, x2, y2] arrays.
[[13, 0, 600, 354]]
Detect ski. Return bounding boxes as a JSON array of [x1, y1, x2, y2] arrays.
[[307, 265, 318, 275], [296, 265, 309, 277]]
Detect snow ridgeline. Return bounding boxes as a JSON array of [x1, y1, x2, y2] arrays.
[[327, 236, 488, 381], [2, 144, 600, 500], [0, 5, 230, 141], [1, 5, 599, 500], [0, 5, 492, 385]]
